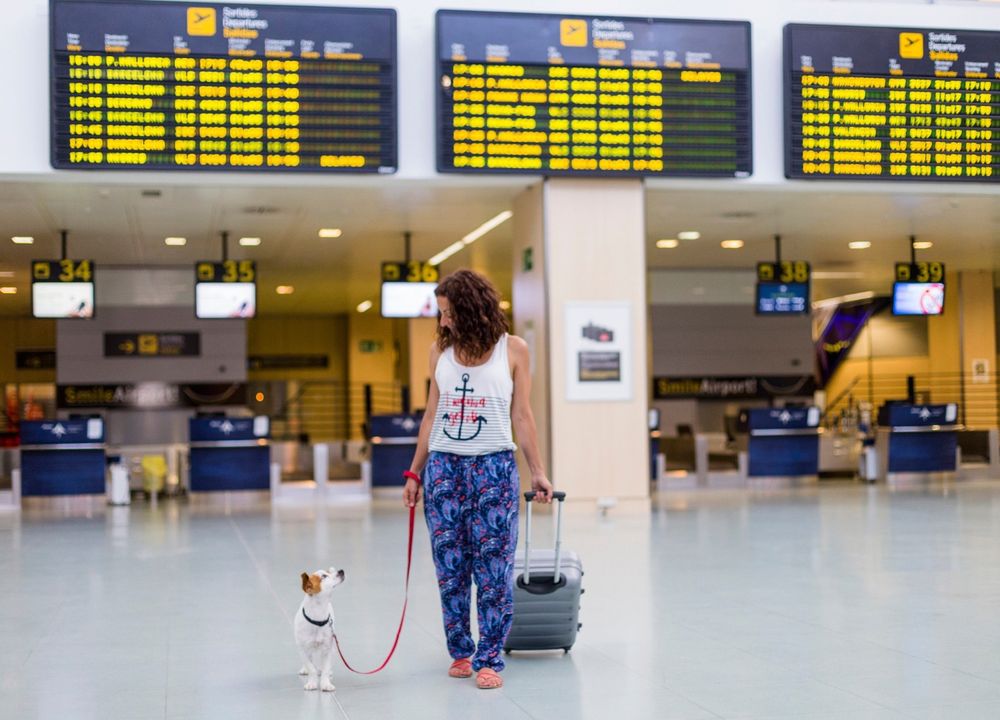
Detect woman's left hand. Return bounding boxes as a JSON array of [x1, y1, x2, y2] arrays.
[[531, 473, 554, 503]]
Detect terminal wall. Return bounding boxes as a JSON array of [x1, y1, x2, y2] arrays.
[[247, 315, 349, 382], [56, 306, 246, 384], [0, 317, 54, 383]]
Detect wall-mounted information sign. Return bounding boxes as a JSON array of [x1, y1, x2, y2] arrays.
[[104, 332, 201, 357], [50, 0, 397, 173], [380, 261, 438, 319], [756, 261, 810, 315], [892, 282, 945, 315], [380, 261, 440, 283], [31, 259, 95, 318], [756, 283, 810, 315], [436, 10, 752, 177], [195, 260, 256, 318], [757, 261, 811, 284], [197, 260, 256, 284], [785, 23, 1000, 182], [892, 261, 945, 316], [894, 261, 944, 283]]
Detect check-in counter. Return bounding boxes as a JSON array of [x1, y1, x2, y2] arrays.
[[742, 407, 821, 481], [876, 403, 959, 483], [370, 413, 422, 488], [20, 418, 106, 497], [188, 416, 270, 492]]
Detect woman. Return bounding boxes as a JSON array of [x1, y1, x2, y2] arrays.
[[403, 269, 553, 690]]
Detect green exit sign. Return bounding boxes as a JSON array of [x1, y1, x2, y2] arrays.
[[359, 340, 383, 353], [522, 247, 533, 272]]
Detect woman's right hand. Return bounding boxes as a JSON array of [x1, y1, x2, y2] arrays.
[[403, 478, 421, 508]]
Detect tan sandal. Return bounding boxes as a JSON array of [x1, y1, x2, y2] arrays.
[[476, 667, 503, 689], [448, 658, 473, 678]]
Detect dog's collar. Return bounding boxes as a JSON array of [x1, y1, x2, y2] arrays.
[[302, 607, 331, 628]]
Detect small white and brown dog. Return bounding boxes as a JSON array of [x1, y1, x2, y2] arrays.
[[295, 567, 345, 692]]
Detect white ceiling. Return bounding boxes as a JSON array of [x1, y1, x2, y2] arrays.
[[1, 177, 998, 315]]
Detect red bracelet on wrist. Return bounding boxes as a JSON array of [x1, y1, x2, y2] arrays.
[[403, 470, 422, 484]]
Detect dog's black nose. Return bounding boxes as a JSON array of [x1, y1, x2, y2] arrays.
[[338, 570, 345, 579]]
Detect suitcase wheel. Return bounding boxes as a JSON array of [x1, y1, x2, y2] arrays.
[[563, 647, 571, 653]]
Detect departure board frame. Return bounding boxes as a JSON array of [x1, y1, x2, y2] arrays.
[[435, 9, 753, 178], [785, 23, 1000, 183], [49, 0, 397, 173]]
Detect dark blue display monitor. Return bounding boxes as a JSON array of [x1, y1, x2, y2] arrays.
[[892, 282, 944, 316], [756, 282, 809, 314]]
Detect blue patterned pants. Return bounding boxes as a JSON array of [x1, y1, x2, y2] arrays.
[[423, 450, 519, 671]]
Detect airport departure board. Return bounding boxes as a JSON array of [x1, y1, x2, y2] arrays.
[[50, 0, 396, 173], [436, 11, 752, 177], [785, 23, 1000, 182]]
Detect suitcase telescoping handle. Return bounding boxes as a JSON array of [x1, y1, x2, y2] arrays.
[[522, 491, 566, 585]]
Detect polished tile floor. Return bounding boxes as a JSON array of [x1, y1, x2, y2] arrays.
[[4, 480, 1000, 719]]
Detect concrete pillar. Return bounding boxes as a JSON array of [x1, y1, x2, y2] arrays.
[[512, 178, 649, 509]]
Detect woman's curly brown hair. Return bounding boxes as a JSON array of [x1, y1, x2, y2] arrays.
[[435, 269, 509, 361]]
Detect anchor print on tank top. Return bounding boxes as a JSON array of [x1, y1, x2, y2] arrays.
[[428, 335, 515, 455], [442, 373, 487, 442]]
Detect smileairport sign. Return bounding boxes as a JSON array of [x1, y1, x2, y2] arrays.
[[58, 383, 247, 409], [653, 375, 816, 400]]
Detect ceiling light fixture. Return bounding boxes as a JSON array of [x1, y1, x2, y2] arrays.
[[0, 287, 16, 295], [429, 210, 513, 266], [848, 241, 871, 250], [720, 239, 744, 249], [656, 239, 680, 249], [11, 236, 34, 244], [677, 231, 701, 241], [499, 300, 511, 310], [356, 300, 373, 313], [275, 285, 294, 295], [164, 236, 187, 246], [912, 241, 933, 250], [318, 228, 342, 238], [239, 237, 261, 246]]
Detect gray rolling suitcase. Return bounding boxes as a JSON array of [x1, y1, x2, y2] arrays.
[[504, 491, 584, 653]]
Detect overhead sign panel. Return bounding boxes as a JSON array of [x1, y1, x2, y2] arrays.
[[436, 10, 752, 178], [31, 259, 95, 318], [50, 0, 397, 173], [785, 23, 1000, 182]]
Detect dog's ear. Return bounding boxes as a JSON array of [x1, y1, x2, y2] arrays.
[[300, 572, 311, 593]]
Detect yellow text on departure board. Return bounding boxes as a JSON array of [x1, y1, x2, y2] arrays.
[[444, 62, 744, 175], [60, 53, 386, 170], [795, 74, 997, 179]]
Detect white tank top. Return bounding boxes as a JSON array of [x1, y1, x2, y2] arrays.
[[428, 333, 516, 456]]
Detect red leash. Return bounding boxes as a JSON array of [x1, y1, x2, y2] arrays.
[[333, 504, 416, 674]]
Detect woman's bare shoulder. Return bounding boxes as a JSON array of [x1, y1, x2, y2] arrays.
[[507, 334, 528, 352]]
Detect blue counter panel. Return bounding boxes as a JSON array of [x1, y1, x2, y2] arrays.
[[371, 444, 416, 487], [748, 435, 819, 477], [369, 413, 422, 438], [190, 417, 267, 442], [888, 433, 957, 473], [744, 407, 819, 431], [22, 419, 103, 444], [878, 403, 957, 428], [21, 450, 105, 496], [369, 413, 421, 488], [189, 446, 270, 492]]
